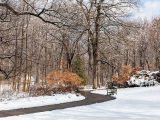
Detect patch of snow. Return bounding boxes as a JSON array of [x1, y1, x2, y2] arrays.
[[0, 84, 11, 93], [127, 70, 159, 87], [1, 86, 160, 120], [81, 86, 106, 91], [0, 90, 29, 102], [149, 71, 159, 76], [0, 93, 85, 111], [128, 76, 157, 87]]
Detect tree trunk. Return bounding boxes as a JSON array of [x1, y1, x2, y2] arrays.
[[92, 3, 101, 89]]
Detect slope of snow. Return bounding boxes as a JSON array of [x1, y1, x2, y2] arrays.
[[1, 86, 160, 120], [0, 93, 85, 111]]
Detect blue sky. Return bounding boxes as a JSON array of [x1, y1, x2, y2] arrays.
[[133, 0, 160, 20]]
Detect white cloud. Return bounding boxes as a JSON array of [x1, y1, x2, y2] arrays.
[[132, 0, 160, 20]]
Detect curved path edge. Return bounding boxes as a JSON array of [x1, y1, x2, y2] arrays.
[[0, 91, 115, 118]]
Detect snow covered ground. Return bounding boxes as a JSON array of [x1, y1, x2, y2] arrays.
[[0, 86, 160, 120], [0, 93, 85, 111]]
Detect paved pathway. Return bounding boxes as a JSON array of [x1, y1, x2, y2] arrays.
[[0, 91, 115, 118]]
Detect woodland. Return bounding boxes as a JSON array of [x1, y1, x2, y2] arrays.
[[0, 0, 160, 93]]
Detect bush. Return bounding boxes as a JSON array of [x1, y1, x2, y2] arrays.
[[47, 70, 82, 85], [29, 70, 83, 96], [112, 65, 141, 87], [72, 56, 87, 85], [29, 84, 78, 96]]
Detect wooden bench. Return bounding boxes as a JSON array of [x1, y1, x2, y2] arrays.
[[106, 82, 117, 95]]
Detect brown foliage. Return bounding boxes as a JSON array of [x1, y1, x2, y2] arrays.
[[112, 65, 141, 86], [29, 70, 83, 96], [46, 70, 82, 88]]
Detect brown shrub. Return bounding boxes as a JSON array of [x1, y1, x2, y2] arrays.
[[47, 70, 82, 86], [112, 65, 141, 86], [29, 70, 83, 96], [46, 70, 83, 91]]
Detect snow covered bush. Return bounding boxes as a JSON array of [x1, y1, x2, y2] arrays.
[[112, 65, 159, 88], [128, 76, 155, 87], [127, 70, 159, 87], [150, 71, 160, 83]]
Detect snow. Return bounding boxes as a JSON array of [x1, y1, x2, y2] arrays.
[[0, 93, 85, 111], [1, 86, 160, 120], [80, 85, 106, 91], [0, 84, 11, 93], [0, 90, 29, 102], [128, 75, 157, 86], [127, 70, 160, 87], [149, 71, 159, 76]]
